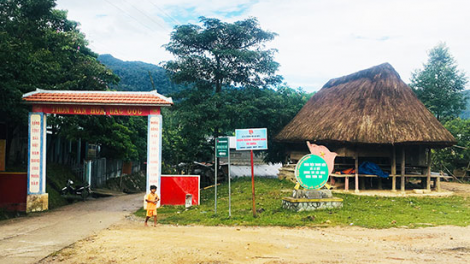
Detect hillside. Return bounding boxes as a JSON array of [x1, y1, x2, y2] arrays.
[[98, 54, 185, 95]]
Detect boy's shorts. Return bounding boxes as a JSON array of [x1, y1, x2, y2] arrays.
[[146, 209, 157, 217]]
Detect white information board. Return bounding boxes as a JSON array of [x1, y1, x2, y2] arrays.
[[235, 128, 268, 151], [28, 112, 46, 194], [147, 115, 162, 206]]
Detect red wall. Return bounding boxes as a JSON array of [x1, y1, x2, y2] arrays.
[[0, 172, 27, 211], [161, 175, 200, 206]]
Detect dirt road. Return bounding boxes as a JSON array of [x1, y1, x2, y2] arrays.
[[39, 181, 470, 264], [0, 193, 142, 264], [4, 182, 470, 264], [40, 220, 470, 264]]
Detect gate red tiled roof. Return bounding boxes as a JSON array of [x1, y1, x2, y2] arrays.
[[23, 89, 173, 106]]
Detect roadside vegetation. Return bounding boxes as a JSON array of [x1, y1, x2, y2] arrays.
[[135, 177, 470, 228]]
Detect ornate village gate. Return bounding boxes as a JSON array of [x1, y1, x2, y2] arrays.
[[22, 89, 173, 212]]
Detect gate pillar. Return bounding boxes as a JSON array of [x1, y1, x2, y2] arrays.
[[147, 114, 162, 206], [27, 112, 48, 212]]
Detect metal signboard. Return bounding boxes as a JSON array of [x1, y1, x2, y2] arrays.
[[295, 154, 330, 189], [235, 128, 268, 151], [216, 137, 229, 157]]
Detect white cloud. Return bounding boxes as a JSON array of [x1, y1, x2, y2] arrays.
[[56, 0, 470, 92]]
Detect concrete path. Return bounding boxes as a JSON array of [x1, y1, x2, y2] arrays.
[[0, 193, 143, 264]]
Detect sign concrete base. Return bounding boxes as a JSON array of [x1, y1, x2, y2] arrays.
[[282, 197, 343, 211], [26, 193, 48, 213]]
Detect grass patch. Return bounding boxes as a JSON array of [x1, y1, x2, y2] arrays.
[[135, 177, 470, 228]]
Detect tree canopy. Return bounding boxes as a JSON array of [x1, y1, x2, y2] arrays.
[[410, 43, 468, 121], [163, 17, 282, 93], [0, 0, 119, 126], [0, 0, 145, 165]]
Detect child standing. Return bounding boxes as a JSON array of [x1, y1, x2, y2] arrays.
[[144, 185, 160, 226]]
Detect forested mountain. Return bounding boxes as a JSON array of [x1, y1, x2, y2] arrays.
[[98, 54, 185, 95]]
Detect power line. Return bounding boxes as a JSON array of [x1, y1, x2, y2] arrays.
[[103, 0, 168, 38], [145, 0, 182, 26], [122, 0, 171, 32]]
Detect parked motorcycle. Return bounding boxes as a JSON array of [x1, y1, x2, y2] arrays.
[[61, 179, 91, 200]]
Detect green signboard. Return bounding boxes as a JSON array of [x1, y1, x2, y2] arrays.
[[216, 137, 229, 158], [295, 154, 329, 189]]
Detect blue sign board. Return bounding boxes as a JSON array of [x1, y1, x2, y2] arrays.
[[235, 128, 268, 151]]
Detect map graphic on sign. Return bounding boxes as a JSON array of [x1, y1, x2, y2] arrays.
[[295, 154, 330, 189], [306, 142, 337, 175]]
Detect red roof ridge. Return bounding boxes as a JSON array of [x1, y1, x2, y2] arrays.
[[22, 89, 173, 106]]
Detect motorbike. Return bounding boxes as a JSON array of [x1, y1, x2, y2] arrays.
[[61, 179, 91, 200]]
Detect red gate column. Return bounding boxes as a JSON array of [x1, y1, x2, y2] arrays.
[[27, 112, 48, 212], [147, 114, 162, 207]]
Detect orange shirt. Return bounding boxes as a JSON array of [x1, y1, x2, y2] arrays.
[[145, 193, 158, 210]]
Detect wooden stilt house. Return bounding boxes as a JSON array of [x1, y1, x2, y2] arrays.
[[275, 63, 456, 192]]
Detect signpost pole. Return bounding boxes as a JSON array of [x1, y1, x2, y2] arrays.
[[251, 149, 256, 217], [228, 145, 231, 217], [235, 128, 266, 218], [215, 137, 229, 216], [214, 139, 217, 214]]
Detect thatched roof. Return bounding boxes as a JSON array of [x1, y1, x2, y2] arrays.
[[275, 63, 456, 146]]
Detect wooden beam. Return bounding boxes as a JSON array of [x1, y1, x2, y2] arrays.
[[401, 146, 406, 193], [426, 148, 432, 191], [392, 146, 396, 192], [437, 170, 442, 192], [355, 152, 359, 193]]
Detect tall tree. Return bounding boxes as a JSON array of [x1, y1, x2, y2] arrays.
[[410, 43, 468, 121], [433, 118, 470, 171], [163, 17, 282, 138], [164, 17, 282, 93]]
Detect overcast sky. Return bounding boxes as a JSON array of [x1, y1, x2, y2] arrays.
[[56, 0, 470, 92]]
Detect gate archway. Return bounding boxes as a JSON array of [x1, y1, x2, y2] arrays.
[[22, 89, 173, 212]]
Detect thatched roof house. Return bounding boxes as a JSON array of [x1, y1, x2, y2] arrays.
[[276, 63, 455, 193], [276, 63, 455, 146]]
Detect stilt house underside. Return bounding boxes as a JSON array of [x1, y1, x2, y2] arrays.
[[275, 63, 456, 192]]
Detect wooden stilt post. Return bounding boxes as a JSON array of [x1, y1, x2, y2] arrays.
[[355, 152, 359, 193], [437, 170, 442, 192], [345, 176, 349, 191], [360, 175, 365, 190], [401, 146, 406, 193], [426, 148, 432, 191], [392, 146, 396, 192]]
